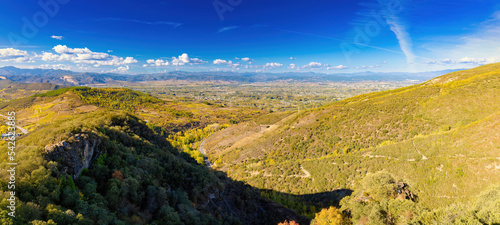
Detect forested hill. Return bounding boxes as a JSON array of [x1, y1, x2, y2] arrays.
[[204, 63, 500, 224], [0, 110, 307, 224]]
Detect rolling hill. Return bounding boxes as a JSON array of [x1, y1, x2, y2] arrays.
[[203, 63, 500, 223], [0, 86, 263, 134], [0, 88, 309, 224], [0, 79, 65, 102]]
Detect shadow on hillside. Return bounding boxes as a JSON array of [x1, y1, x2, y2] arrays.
[[198, 165, 353, 225], [287, 189, 353, 208], [15, 110, 351, 225], [169, 140, 354, 224]]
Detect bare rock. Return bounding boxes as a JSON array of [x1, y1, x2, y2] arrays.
[[396, 182, 416, 201], [44, 133, 102, 179]]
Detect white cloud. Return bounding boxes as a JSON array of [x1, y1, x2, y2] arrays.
[[109, 65, 129, 73], [264, 62, 283, 69], [230, 62, 241, 68], [146, 59, 169, 66], [423, 11, 500, 68], [40, 52, 64, 61], [0, 48, 30, 62], [51, 35, 64, 40], [171, 53, 206, 66], [123, 57, 137, 64], [425, 57, 494, 65], [218, 26, 239, 33], [144, 54, 206, 67], [288, 64, 297, 69], [40, 64, 72, 70], [241, 57, 253, 62], [327, 65, 348, 70], [379, 2, 416, 65], [53, 45, 90, 54], [40, 45, 138, 67], [213, 59, 232, 65], [302, 62, 322, 69], [290, 57, 296, 60], [456, 57, 490, 64]]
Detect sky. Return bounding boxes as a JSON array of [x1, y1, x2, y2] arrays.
[[0, 0, 499, 74]]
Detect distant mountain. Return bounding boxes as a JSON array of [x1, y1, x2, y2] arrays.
[[0, 66, 462, 86]]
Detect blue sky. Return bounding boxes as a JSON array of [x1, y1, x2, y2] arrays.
[[0, 0, 499, 74]]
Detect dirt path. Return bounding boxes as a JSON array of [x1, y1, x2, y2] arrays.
[[412, 140, 428, 160], [222, 112, 299, 154], [297, 164, 311, 178], [0, 113, 28, 134], [199, 135, 213, 167]]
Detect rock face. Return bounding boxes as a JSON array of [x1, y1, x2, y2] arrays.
[[396, 182, 416, 201], [44, 133, 102, 179]]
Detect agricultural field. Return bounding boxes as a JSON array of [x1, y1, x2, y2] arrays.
[[126, 81, 417, 111]]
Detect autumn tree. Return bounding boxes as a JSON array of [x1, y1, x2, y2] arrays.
[[311, 207, 350, 225]]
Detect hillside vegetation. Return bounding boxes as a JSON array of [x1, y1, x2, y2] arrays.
[[1, 63, 499, 224], [0, 87, 262, 134], [0, 79, 65, 102], [0, 111, 307, 224], [204, 63, 500, 222]]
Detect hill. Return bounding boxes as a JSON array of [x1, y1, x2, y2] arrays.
[[0, 86, 263, 134], [202, 63, 500, 223], [0, 108, 307, 224], [0, 79, 65, 102]]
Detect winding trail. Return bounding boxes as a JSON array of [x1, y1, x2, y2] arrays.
[[199, 135, 213, 167], [0, 113, 28, 134], [297, 164, 311, 178], [412, 140, 428, 160]]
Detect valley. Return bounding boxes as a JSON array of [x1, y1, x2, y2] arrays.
[[1, 1, 498, 224], [0, 64, 499, 224]]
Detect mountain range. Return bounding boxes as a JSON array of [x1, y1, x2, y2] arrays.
[[0, 66, 460, 86]]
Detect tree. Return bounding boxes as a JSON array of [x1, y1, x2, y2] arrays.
[[358, 171, 397, 201], [311, 207, 349, 225], [154, 205, 183, 225]]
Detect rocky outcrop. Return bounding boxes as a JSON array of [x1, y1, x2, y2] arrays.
[[44, 133, 102, 179], [396, 182, 416, 201]]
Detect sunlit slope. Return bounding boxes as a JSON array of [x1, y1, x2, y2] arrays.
[[206, 63, 500, 208], [0, 111, 307, 224], [0, 87, 262, 134]]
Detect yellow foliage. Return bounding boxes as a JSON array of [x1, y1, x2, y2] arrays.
[[0, 125, 8, 134], [312, 207, 349, 225]]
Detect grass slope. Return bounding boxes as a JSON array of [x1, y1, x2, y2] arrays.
[[206, 63, 500, 210]]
